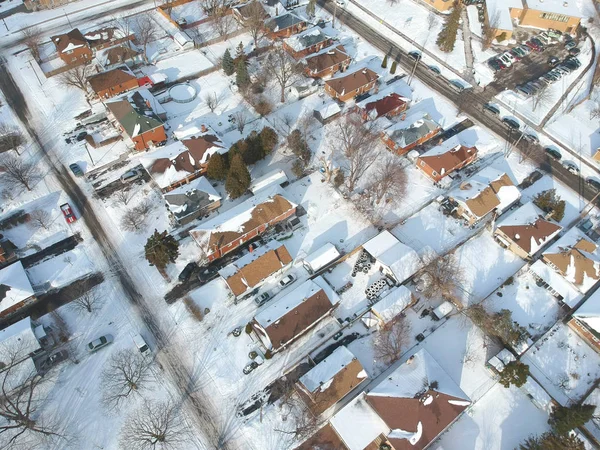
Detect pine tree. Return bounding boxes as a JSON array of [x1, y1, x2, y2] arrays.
[[236, 58, 251, 91], [549, 404, 596, 435], [382, 55, 388, 68], [520, 432, 585, 450], [222, 49, 235, 76], [499, 361, 529, 388], [225, 154, 251, 199], [145, 230, 179, 271], [259, 126, 278, 157], [390, 61, 397, 74], [436, 3, 462, 53], [306, 0, 316, 17], [206, 153, 228, 180], [236, 41, 245, 62]]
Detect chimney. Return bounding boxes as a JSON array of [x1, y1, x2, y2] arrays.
[[248, 244, 253, 253], [406, 355, 415, 365], [145, 99, 151, 108], [515, 233, 520, 240], [201, 124, 207, 133]]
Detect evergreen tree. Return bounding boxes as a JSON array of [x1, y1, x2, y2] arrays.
[[390, 61, 397, 74], [225, 154, 251, 199], [436, 3, 462, 53], [222, 49, 235, 76], [549, 404, 596, 435], [306, 0, 316, 17], [236, 58, 251, 91], [520, 432, 585, 450], [236, 41, 246, 62], [498, 361, 529, 388], [145, 230, 179, 271], [206, 153, 228, 180], [259, 126, 278, 157], [381, 55, 388, 68]]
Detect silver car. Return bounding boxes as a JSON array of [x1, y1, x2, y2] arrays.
[[87, 334, 114, 352]]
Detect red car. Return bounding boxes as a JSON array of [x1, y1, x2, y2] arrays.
[[60, 203, 76, 224], [525, 40, 541, 52]]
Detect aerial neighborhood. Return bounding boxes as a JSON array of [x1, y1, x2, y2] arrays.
[[0, 0, 599, 448]]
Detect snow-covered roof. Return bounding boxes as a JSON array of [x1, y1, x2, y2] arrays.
[[299, 346, 356, 393], [385, 109, 440, 149], [283, 27, 330, 52], [525, 0, 581, 18], [574, 288, 600, 334], [487, 348, 516, 372], [330, 394, 390, 450], [485, 0, 521, 31], [0, 317, 39, 368], [249, 169, 289, 195], [163, 176, 221, 220], [314, 101, 341, 119], [355, 84, 412, 110], [0, 262, 34, 315], [302, 243, 340, 273], [362, 231, 422, 283], [174, 31, 192, 48], [219, 240, 290, 279], [529, 260, 582, 307], [371, 286, 413, 324]]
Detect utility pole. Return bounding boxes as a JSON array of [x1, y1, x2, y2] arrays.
[[408, 57, 419, 86], [28, 60, 42, 86], [84, 142, 95, 166], [1, 18, 8, 33], [64, 10, 73, 28]]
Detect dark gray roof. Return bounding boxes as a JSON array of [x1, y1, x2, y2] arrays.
[[265, 13, 304, 32], [106, 91, 163, 137], [164, 189, 215, 220]]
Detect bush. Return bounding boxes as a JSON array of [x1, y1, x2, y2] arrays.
[[549, 404, 596, 435], [264, 349, 273, 359], [390, 61, 397, 74], [333, 171, 345, 188], [259, 126, 278, 156], [287, 129, 311, 162], [499, 361, 529, 388], [229, 126, 278, 165], [292, 159, 305, 178], [534, 189, 566, 222], [184, 297, 203, 321], [222, 49, 235, 76], [251, 83, 264, 94], [225, 153, 251, 199], [206, 152, 229, 180], [245, 323, 253, 334], [252, 96, 273, 117], [381, 55, 388, 68]]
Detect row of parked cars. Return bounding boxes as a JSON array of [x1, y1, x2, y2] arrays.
[[516, 56, 581, 97]]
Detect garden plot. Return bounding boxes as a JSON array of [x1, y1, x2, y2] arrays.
[[522, 322, 600, 405], [483, 269, 562, 339], [433, 383, 551, 450]]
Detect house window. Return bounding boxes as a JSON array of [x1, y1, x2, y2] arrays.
[[432, 171, 438, 177], [420, 160, 425, 167], [540, 12, 569, 23]]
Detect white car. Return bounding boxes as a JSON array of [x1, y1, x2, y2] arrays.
[[335, 0, 346, 6], [502, 52, 516, 64], [133, 334, 151, 357], [498, 53, 513, 68], [87, 334, 114, 352], [279, 274, 296, 288], [562, 161, 580, 174]]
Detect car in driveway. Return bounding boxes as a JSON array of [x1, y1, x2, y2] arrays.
[[548, 56, 559, 67], [487, 58, 503, 71], [544, 147, 562, 160], [523, 133, 539, 144], [562, 161, 580, 174], [502, 117, 520, 130], [408, 51, 422, 61], [60, 203, 76, 224], [279, 274, 296, 288], [483, 103, 500, 116], [520, 170, 543, 189], [69, 163, 84, 177], [87, 334, 113, 352], [427, 65, 441, 76], [120, 169, 142, 184], [254, 291, 272, 306], [40, 350, 68, 371], [178, 262, 196, 282], [586, 178, 600, 190], [568, 47, 581, 57]]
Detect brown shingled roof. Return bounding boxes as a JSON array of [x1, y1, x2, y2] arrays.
[[544, 238, 600, 286], [363, 93, 408, 119], [87, 68, 136, 94], [150, 135, 223, 176], [306, 45, 350, 74], [419, 145, 478, 177], [225, 245, 292, 297], [464, 173, 514, 219], [52, 28, 88, 54], [103, 45, 140, 66], [498, 218, 562, 254], [295, 424, 348, 450], [325, 68, 379, 96]]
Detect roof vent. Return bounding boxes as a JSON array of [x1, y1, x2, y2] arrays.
[[406, 355, 415, 365], [460, 182, 472, 190], [515, 233, 521, 240]]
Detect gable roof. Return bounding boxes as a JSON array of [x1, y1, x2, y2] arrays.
[[0, 262, 34, 316], [418, 144, 477, 178], [52, 28, 89, 54], [296, 424, 348, 450], [87, 68, 136, 94], [325, 68, 379, 96], [0, 317, 39, 368], [163, 176, 221, 220], [234, 1, 269, 21], [371, 286, 414, 324], [106, 90, 163, 138], [83, 27, 125, 47], [284, 27, 330, 52], [220, 244, 292, 297], [529, 260, 582, 307], [362, 231, 422, 283], [305, 45, 350, 74], [253, 277, 339, 350], [265, 12, 305, 32], [574, 288, 600, 334], [98, 45, 140, 67], [385, 110, 440, 149], [362, 93, 408, 120]]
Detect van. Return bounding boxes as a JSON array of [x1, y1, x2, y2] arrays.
[[133, 334, 151, 357], [120, 169, 141, 184]]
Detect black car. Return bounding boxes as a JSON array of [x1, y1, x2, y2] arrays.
[[502, 117, 520, 130], [427, 65, 441, 76], [487, 59, 503, 71], [520, 170, 543, 189], [40, 350, 68, 371], [548, 56, 559, 67], [587, 178, 600, 190], [408, 51, 422, 61], [568, 47, 581, 57], [544, 147, 562, 160], [523, 133, 539, 144], [75, 131, 87, 142], [483, 103, 500, 116], [178, 262, 196, 282]]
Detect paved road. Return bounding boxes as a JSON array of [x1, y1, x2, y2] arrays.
[[320, 0, 600, 206], [0, 61, 230, 449]]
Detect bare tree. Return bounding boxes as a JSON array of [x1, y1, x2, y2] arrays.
[[532, 86, 555, 111], [112, 15, 134, 48], [29, 209, 52, 230], [201, 0, 232, 37], [204, 92, 221, 113], [589, 105, 600, 120], [119, 400, 188, 450], [114, 188, 133, 206], [245, 1, 266, 48], [134, 14, 157, 64], [121, 208, 145, 232], [370, 157, 406, 204], [483, 11, 500, 50], [233, 110, 248, 133], [419, 250, 465, 300], [0, 123, 25, 154], [373, 316, 411, 366], [0, 153, 40, 191], [264, 46, 302, 103], [275, 394, 321, 442], [332, 113, 378, 192], [101, 350, 153, 410], [134, 199, 154, 217], [22, 26, 42, 61], [423, 12, 437, 47], [71, 283, 103, 314], [58, 65, 91, 104]]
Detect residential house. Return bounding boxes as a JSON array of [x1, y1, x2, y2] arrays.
[[313, 101, 342, 124], [296, 346, 367, 415], [163, 177, 221, 225], [528, 259, 583, 308], [324, 68, 379, 102], [95, 45, 142, 70], [51, 28, 92, 65], [283, 27, 333, 59], [362, 231, 423, 285], [304, 45, 351, 78], [218, 243, 293, 301], [362, 286, 416, 328], [494, 202, 562, 260], [569, 288, 600, 353], [250, 276, 340, 352], [328, 349, 471, 450], [83, 27, 132, 51], [448, 167, 521, 226], [106, 89, 167, 151], [264, 13, 307, 39], [0, 317, 43, 393], [417, 143, 478, 183], [356, 89, 410, 121], [249, 169, 289, 195], [189, 188, 297, 262], [381, 110, 441, 155], [87, 67, 138, 99], [141, 127, 227, 192], [0, 262, 36, 319], [232, 1, 269, 25]]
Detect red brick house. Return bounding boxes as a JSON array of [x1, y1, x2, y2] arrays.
[[87, 68, 139, 99], [189, 189, 297, 262], [380, 109, 441, 155], [51, 29, 92, 65], [324, 68, 379, 102], [356, 91, 409, 121], [283, 27, 333, 59], [304, 45, 351, 78], [264, 13, 307, 39], [417, 143, 478, 183]]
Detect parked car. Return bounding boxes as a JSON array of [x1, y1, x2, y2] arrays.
[[548, 56, 559, 67], [562, 161, 580, 174], [509, 49, 522, 61], [502, 117, 520, 130], [408, 51, 422, 61], [547, 29, 562, 40], [178, 262, 196, 282], [586, 178, 600, 190], [60, 203, 76, 224], [516, 85, 533, 96], [563, 57, 581, 69], [520, 170, 543, 189], [243, 361, 259, 375], [536, 32, 552, 45], [75, 131, 87, 142], [335, 0, 346, 6], [525, 40, 541, 52], [531, 37, 546, 48], [427, 65, 441, 76], [523, 133, 539, 144], [40, 350, 68, 371], [512, 47, 526, 58], [133, 334, 151, 357], [69, 163, 84, 177], [544, 147, 562, 160], [254, 291, 272, 306], [87, 334, 114, 352], [120, 169, 142, 184], [498, 53, 513, 67], [568, 47, 581, 57], [279, 274, 296, 288], [487, 58, 503, 71], [483, 103, 500, 116], [565, 40, 577, 50], [518, 44, 531, 55], [556, 65, 572, 75], [449, 80, 468, 92]]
